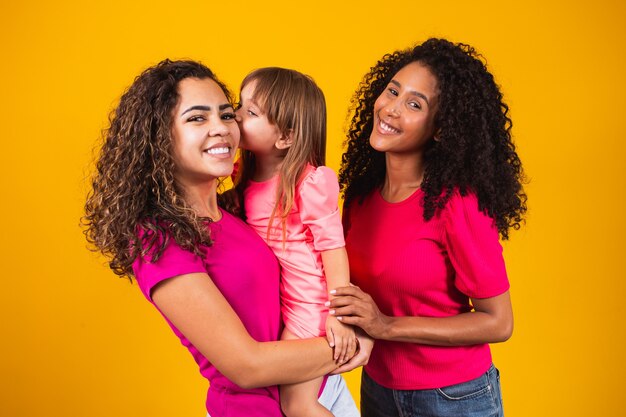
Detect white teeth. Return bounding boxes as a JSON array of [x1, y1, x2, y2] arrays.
[[380, 120, 400, 134], [205, 147, 230, 155]]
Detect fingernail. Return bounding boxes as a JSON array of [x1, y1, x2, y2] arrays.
[[329, 309, 336, 315], [324, 301, 330, 307], [330, 289, 336, 294], [337, 316, 343, 321]]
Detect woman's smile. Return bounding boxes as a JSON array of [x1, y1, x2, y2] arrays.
[[376, 117, 402, 135], [203, 142, 235, 158]]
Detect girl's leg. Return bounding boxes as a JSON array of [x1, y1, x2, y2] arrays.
[[280, 328, 334, 417], [281, 376, 333, 417], [318, 375, 359, 417]]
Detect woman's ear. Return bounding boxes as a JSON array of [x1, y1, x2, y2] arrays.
[[275, 130, 294, 150], [433, 128, 442, 142]]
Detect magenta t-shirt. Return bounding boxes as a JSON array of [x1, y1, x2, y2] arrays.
[[132, 209, 283, 416], [344, 189, 510, 390]]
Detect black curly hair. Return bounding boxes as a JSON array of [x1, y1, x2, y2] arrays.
[[339, 38, 526, 239]]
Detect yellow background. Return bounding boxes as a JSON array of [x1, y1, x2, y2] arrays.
[[1, 0, 624, 416]]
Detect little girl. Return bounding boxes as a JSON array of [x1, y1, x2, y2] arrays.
[[234, 67, 357, 417]]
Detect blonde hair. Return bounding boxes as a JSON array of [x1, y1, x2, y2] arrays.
[[235, 67, 327, 239]]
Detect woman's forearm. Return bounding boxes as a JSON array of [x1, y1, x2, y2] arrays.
[[378, 307, 513, 346], [152, 272, 338, 389], [331, 287, 513, 346], [237, 338, 337, 388]]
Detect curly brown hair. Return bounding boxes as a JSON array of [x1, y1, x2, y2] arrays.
[[83, 59, 234, 278], [340, 38, 527, 239]]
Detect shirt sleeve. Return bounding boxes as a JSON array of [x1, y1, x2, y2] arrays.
[[132, 230, 206, 303], [443, 191, 510, 299], [298, 166, 346, 251]]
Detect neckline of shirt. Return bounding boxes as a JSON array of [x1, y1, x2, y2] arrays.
[[376, 187, 423, 206], [201, 207, 226, 224]]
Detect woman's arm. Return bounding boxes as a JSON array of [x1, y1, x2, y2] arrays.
[[152, 272, 338, 389], [329, 286, 513, 346]]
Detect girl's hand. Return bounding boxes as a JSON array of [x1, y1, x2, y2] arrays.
[[328, 286, 391, 339], [325, 315, 357, 364], [330, 328, 374, 374]]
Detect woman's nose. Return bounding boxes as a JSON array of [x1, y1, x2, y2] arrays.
[[209, 119, 230, 136], [383, 100, 400, 117]]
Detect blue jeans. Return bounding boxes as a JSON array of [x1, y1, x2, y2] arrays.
[[361, 364, 504, 417]]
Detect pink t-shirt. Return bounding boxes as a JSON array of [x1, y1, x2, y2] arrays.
[[344, 189, 510, 390], [132, 210, 283, 417], [244, 165, 345, 338]]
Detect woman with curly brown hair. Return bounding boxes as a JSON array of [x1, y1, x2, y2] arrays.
[[328, 38, 527, 417], [83, 59, 369, 417]]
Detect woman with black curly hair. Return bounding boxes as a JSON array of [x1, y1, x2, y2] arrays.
[[83, 59, 369, 417], [328, 38, 527, 416]]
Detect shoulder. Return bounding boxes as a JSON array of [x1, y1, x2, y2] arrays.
[[301, 165, 338, 185], [445, 188, 480, 213], [132, 222, 207, 301], [343, 188, 378, 214], [298, 165, 340, 196], [133, 221, 202, 266], [134, 221, 171, 255], [443, 188, 497, 232]]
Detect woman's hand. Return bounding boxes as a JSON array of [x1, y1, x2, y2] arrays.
[[328, 286, 391, 339], [330, 287, 513, 346], [330, 328, 374, 374], [325, 315, 357, 364]]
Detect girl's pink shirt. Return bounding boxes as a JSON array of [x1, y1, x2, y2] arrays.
[[344, 188, 510, 390], [244, 165, 345, 338]]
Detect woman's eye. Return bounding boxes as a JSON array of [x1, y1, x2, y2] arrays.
[[222, 112, 236, 120], [409, 101, 422, 110], [187, 115, 205, 122], [387, 88, 398, 96], [247, 109, 258, 117]]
